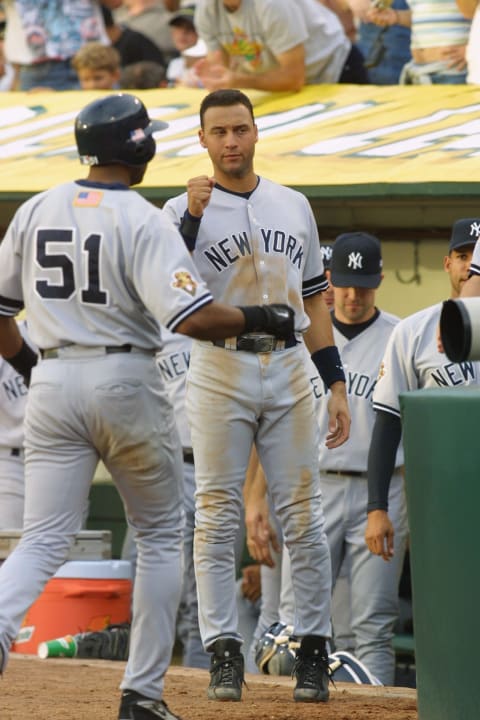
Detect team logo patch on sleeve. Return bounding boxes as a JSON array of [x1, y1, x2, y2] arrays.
[[73, 190, 103, 207], [171, 270, 198, 297]]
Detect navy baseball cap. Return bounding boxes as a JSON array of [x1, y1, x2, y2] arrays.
[[449, 218, 480, 252], [330, 232, 382, 289]]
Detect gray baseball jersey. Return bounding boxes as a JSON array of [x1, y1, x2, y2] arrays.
[[373, 302, 480, 417], [164, 177, 328, 326], [0, 181, 213, 347], [0, 179, 212, 700], [316, 311, 404, 471], [165, 177, 333, 650], [194, 0, 350, 84]]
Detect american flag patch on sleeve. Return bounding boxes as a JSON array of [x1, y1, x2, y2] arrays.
[[73, 190, 103, 207]]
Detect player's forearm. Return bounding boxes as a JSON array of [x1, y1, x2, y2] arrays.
[[0, 316, 24, 358], [304, 292, 346, 388], [367, 410, 402, 512], [0, 316, 38, 386], [303, 292, 336, 352], [176, 301, 294, 341], [243, 446, 263, 503], [244, 452, 267, 507], [176, 302, 246, 339]]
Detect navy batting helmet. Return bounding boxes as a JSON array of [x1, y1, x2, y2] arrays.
[[255, 622, 297, 676], [74, 93, 168, 167]]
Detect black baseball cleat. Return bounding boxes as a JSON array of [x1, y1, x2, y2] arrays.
[[292, 635, 330, 703], [118, 689, 183, 719], [207, 638, 244, 701]]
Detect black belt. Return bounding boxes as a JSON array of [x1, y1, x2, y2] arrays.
[[324, 469, 367, 478], [183, 449, 194, 464], [10, 448, 22, 457], [212, 334, 297, 353], [41, 344, 154, 359]]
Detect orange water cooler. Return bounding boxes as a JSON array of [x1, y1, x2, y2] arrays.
[[12, 560, 132, 655]]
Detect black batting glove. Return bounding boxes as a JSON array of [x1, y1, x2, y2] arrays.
[[239, 304, 295, 339]]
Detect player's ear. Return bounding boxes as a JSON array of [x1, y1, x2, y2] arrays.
[[199, 128, 207, 148], [254, 123, 259, 143], [443, 255, 451, 273]]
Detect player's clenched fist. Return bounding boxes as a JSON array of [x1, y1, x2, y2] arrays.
[[187, 175, 215, 218]]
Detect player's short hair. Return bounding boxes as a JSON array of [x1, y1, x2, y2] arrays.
[[199, 89, 255, 128], [72, 42, 121, 74]]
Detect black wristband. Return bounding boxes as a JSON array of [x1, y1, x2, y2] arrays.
[[6, 339, 38, 387], [239, 305, 265, 333], [311, 346, 345, 388], [179, 210, 202, 251]]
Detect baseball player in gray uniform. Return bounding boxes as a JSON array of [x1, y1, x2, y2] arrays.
[[242, 242, 335, 675], [315, 232, 406, 686], [0, 321, 36, 530], [163, 88, 350, 704], [366, 218, 480, 564], [0, 92, 295, 720]]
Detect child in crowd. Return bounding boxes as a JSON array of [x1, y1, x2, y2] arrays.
[[72, 42, 121, 90]]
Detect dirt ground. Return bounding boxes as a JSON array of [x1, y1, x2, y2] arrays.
[[3, 654, 417, 720]]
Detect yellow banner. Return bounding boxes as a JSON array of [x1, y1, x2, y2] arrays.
[[1, 85, 480, 197]]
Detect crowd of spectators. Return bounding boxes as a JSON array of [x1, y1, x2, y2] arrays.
[[0, 0, 477, 93]]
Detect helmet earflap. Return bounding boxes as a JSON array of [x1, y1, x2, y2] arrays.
[[124, 132, 157, 165]]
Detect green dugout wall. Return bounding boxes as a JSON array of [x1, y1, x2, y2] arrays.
[[400, 388, 480, 719]]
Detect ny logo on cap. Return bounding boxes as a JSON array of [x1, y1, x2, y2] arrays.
[[470, 222, 480, 237], [348, 252, 363, 270]]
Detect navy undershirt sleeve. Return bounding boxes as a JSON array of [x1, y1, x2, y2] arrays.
[[367, 409, 402, 512]]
